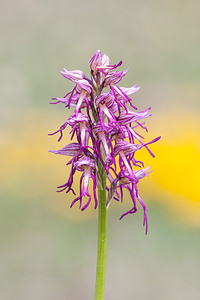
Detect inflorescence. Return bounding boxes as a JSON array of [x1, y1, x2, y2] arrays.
[[49, 50, 161, 233]]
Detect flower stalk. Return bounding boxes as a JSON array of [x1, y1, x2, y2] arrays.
[[95, 159, 108, 300]]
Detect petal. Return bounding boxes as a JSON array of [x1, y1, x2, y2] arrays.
[[90, 50, 102, 72], [48, 143, 81, 156], [61, 69, 85, 81], [120, 84, 140, 95]]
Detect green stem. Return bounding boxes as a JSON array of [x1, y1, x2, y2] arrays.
[[94, 161, 108, 300]]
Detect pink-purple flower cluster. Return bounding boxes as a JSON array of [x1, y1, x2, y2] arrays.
[[49, 50, 161, 233]]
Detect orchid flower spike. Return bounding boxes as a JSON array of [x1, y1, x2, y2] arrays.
[[49, 50, 161, 234]]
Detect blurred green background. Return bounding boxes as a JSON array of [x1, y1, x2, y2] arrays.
[[1, 0, 200, 299]]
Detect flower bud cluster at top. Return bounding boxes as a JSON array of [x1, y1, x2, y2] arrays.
[[49, 50, 161, 233]]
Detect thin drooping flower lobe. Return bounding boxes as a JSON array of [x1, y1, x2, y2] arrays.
[[49, 50, 161, 233], [71, 157, 98, 211]]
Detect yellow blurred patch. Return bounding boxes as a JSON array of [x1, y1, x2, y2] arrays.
[[1, 109, 200, 226], [139, 112, 200, 226]]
